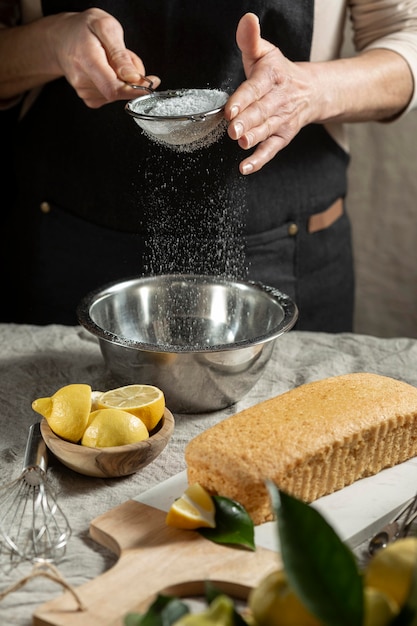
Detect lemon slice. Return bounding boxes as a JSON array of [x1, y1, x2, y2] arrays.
[[81, 408, 149, 448], [166, 483, 216, 529], [32, 383, 92, 442], [96, 384, 165, 431]]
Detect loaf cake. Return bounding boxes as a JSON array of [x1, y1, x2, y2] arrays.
[[185, 373, 417, 525]]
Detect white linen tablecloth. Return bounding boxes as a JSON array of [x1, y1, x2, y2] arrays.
[[1, 324, 417, 625]]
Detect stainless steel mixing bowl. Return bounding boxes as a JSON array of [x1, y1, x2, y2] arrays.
[[77, 274, 298, 413]]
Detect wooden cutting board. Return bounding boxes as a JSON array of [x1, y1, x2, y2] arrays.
[[33, 500, 281, 626]]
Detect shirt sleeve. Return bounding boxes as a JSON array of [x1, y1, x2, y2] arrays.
[[350, 0, 417, 112]]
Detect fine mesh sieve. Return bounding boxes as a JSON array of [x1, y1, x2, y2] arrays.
[[125, 88, 229, 150]]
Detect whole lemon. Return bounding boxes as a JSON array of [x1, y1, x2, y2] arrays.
[[248, 569, 322, 626], [364, 537, 417, 608], [363, 586, 399, 626], [81, 408, 149, 448], [32, 383, 91, 442]]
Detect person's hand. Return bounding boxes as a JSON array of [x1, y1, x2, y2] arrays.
[[225, 13, 314, 175], [50, 8, 160, 108]]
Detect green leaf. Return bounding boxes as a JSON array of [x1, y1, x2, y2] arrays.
[[124, 594, 189, 626], [268, 482, 364, 626], [198, 496, 255, 550]]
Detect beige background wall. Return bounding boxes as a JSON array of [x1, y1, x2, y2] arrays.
[[343, 32, 417, 339], [347, 118, 417, 338]]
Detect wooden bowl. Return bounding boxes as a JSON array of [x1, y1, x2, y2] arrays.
[[40, 409, 175, 478]]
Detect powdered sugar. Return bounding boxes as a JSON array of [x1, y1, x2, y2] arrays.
[[147, 88, 227, 117], [140, 141, 248, 280]]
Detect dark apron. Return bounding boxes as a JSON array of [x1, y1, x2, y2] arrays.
[[9, 0, 353, 329]]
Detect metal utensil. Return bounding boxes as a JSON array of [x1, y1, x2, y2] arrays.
[[368, 492, 417, 556], [125, 88, 228, 149], [0, 422, 71, 566], [77, 274, 298, 413], [124, 76, 155, 93]]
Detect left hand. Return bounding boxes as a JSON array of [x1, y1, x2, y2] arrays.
[[225, 13, 315, 175]]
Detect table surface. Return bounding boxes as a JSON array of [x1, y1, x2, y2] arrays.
[[1, 324, 417, 625]]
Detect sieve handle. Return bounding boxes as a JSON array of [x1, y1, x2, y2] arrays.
[[23, 421, 48, 474], [124, 76, 154, 93]]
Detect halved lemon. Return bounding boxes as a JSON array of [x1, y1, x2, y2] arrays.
[[166, 483, 216, 530], [32, 383, 92, 442], [96, 384, 165, 432]]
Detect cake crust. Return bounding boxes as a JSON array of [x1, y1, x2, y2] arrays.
[[185, 373, 417, 525]]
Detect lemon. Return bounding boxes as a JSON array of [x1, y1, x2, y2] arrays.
[[364, 536, 417, 608], [32, 383, 92, 442], [81, 408, 149, 448], [248, 569, 322, 626], [166, 483, 216, 530], [363, 586, 399, 626], [96, 384, 165, 431]]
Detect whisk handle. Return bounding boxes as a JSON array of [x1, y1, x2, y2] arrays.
[[23, 422, 48, 475]]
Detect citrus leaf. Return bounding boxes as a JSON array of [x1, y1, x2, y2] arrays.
[[124, 594, 189, 626], [268, 482, 364, 626], [199, 496, 255, 550]]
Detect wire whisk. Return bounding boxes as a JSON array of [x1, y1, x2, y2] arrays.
[[0, 422, 71, 566], [368, 491, 417, 556]]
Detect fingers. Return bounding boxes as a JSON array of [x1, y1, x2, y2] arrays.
[[235, 13, 261, 60], [87, 11, 144, 83], [107, 48, 147, 85], [235, 13, 271, 68], [227, 12, 278, 116], [77, 9, 160, 105], [224, 11, 286, 137], [226, 77, 299, 174], [75, 73, 160, 108], [120, 51, 161, 91], [225, 12, 311, 174], [133, 73, 161, 91], [237, 134, 291, 175]]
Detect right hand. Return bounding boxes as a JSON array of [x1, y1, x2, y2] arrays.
[[225, 13, 313, 175], [50, 8, 160, 108]]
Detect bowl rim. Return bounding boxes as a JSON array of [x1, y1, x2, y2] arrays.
[[76, 273, 299, 354], [40, 408, 175, 454]]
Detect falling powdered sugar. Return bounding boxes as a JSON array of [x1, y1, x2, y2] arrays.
[[140, 138, 248, 281], [130, 83, 249, 285]]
